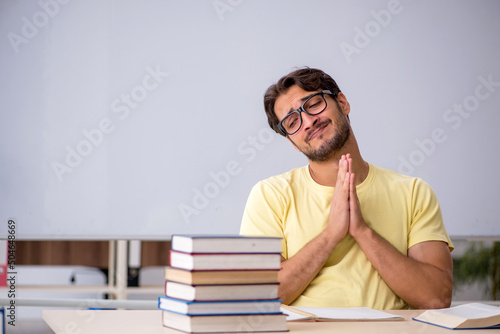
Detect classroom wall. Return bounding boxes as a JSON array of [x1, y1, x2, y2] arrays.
[[1, 0, 499, 239]]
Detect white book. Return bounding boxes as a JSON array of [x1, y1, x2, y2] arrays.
[[171, 234, 282, 254], [281, 305, 403, 322], [169, 251, 281, 271], [162, 310, 288, 333], [165, 281, 278, 301], [158, 297, 282, 315], [412, 303, 500, 329]]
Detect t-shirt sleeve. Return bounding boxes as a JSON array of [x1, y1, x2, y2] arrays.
[[408, 178, 454, 252], [240, 180, 288, 258]]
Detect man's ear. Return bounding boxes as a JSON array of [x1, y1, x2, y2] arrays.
[[287, 136, 302, 153], [336, 92, 351, 117]]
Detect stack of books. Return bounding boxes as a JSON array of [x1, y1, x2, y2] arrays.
[[158, 234, 288, 333]]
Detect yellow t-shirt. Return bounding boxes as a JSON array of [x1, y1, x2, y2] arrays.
[[240, 163, 453, 310]]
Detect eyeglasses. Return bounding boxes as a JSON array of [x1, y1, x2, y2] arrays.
[[277, 90, 337, 136]]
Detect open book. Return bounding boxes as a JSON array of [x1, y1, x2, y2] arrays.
[[281, 305, 403, 322], [412, 303, 500, 329]]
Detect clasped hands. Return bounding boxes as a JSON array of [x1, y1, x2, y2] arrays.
[[327, 154, 369, 243]]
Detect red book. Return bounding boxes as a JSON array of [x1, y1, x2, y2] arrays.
[[0, 240, 7, 286]]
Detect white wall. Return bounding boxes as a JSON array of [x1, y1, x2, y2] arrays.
[[1, 0, 499, 239]]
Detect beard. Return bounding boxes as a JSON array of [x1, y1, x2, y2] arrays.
[[299, 115, 351, 162]]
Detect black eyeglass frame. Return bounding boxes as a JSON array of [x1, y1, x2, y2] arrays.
[[277, 90, 338, 136]]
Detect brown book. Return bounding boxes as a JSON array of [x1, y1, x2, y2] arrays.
[[165, 267, 279, 285]]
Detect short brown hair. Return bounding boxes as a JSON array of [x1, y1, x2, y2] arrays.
[[264, 67, 341, 136]]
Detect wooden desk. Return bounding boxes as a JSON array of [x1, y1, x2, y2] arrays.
[[41, 309, 497, 334]]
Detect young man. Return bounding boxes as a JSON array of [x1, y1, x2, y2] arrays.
[[240, 68, 453, 310]]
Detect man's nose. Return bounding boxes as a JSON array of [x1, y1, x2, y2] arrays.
[[302, 112, 319, 132]]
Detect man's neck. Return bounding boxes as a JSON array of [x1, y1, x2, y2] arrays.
[[307, 145, 369, 187]]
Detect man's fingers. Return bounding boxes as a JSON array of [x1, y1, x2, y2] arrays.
[[345, 154, 351, 173], [336, 155, 348, 187], [343, 171, 351, 190], [350, 172, 356, 190], [349, 173, 361, 210]]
